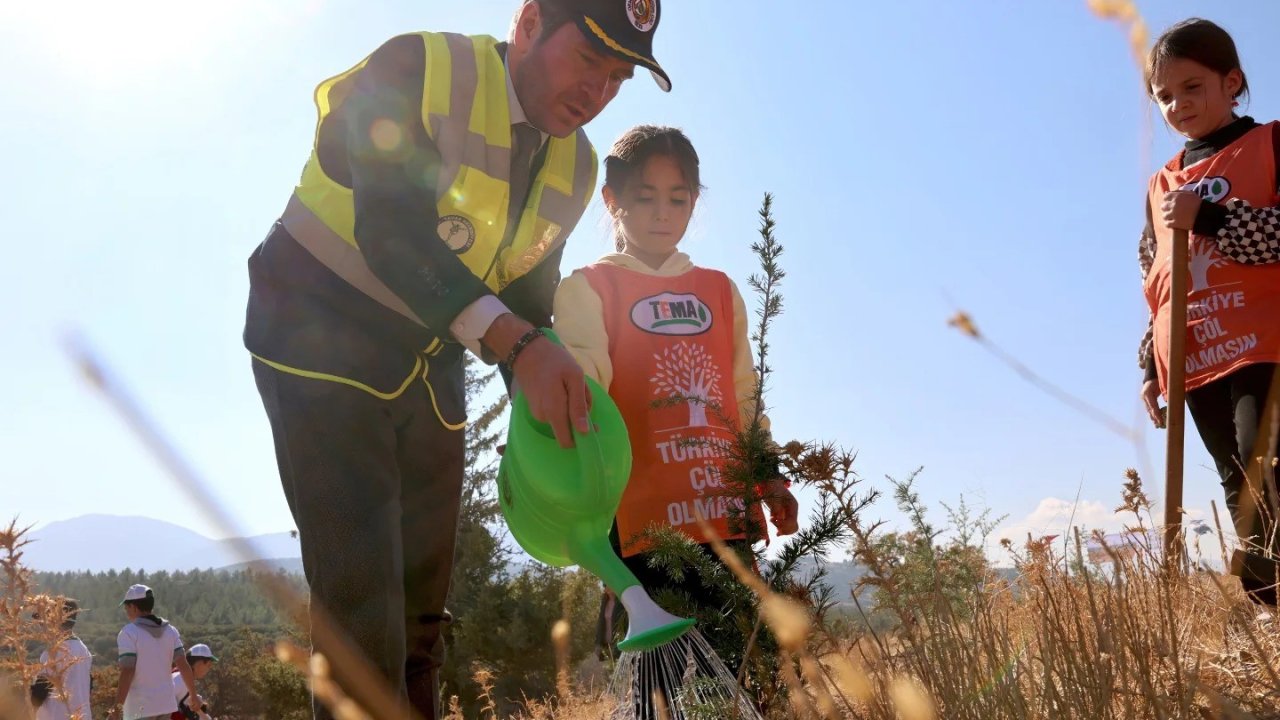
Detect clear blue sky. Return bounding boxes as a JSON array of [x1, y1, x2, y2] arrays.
[[3, 1, 1277, 560]]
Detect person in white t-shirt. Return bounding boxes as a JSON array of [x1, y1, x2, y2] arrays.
[[170, 643, 217, 720], [32, 599, 93, 720], [111, 585, 202, 720]]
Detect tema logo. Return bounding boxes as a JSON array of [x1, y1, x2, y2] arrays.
[[632, 292, 712, 335], [1179, 176, 1231, 203]]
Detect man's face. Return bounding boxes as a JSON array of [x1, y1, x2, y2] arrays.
[[511, 12, 636, 137]]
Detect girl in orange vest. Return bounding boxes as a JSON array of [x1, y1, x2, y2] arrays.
[[1139, 19, 1280, 608], [554, 125, 799, 657]]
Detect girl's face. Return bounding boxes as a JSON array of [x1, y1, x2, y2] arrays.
[[1150, 57, 1243, 140], [604, 154, 697, 261]]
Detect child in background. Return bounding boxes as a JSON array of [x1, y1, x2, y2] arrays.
[[33, 599, 93, 720], [171, 643, 218, 719], [555, 125, 799, 660], [1138, 18, 1280, 609], [113, 585, 203, 720]]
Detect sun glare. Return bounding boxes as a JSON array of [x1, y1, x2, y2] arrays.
[[4, 0, 296, 81]]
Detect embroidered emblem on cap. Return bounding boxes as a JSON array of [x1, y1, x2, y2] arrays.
[[437, 215, 476, 253], [627, 0, 656, 32]]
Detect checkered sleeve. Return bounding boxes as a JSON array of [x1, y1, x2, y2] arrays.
[[1137, 229, 1156, 371], [1215, 199, 1280, 264]]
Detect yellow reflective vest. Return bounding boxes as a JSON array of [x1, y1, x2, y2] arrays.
[[254, 33, 597, 423]]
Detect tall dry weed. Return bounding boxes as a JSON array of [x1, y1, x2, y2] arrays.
[[1, 520, 84, 720]]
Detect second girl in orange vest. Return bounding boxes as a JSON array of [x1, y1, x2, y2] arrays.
[[1138, 18, 1280, 609], [554, 125, 799, 654]]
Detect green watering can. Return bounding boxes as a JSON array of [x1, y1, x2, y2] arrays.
[[498, 330, 695, 653]]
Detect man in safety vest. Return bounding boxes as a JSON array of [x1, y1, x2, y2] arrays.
[[243, 1, 671, 718]]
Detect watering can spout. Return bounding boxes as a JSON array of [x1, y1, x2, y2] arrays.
[[569, 527, 694, 652]]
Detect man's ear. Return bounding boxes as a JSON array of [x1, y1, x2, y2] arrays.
[[510, 1, 542, 53]]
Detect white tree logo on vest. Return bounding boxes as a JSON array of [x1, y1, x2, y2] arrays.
[[1189, 237, 1227, 294], [1182, 236, 1254, 375], [651, 342, 723, 428]]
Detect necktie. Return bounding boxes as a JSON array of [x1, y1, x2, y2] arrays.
[[508, 122, 542, 224]]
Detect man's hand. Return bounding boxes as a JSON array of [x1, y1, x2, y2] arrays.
[[514, 338, 591, 448], [763, 479, 800, 536], [484, 314, 590, 449], [1142, 379, 1166, 429], [1161, 190, 1203, 231]]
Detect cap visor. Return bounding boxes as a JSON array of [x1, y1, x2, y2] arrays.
[[575, 17, 671, 92]]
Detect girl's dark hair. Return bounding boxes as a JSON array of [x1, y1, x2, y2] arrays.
[[126, 590, 156, 614], [603, 125, 703, 251], [1146, 18, 1248, 102]]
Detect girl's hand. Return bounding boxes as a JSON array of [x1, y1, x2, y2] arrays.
[[1161, 191, 1203, 231], [1142, 379, 1166, 429], [763, 480, 800, 536]]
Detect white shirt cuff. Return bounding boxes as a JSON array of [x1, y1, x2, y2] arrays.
[[450, 295, 511, 357]]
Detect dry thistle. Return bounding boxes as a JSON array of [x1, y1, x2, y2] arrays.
[[1, 519, 82, 720], [1118, 467, 1153, 515], [472, 665, 499, 719]]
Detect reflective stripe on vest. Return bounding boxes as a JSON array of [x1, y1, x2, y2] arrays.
[[281, 194, 427, 327], [288, 31, 597, 323]]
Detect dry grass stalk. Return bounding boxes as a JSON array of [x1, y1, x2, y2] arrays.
[[1, 520, 85, 720], [552, 619, 572, 701], [275, 641, 372, 720]]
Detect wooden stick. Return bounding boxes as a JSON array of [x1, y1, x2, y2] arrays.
[[1164, 228, 1189, 566]]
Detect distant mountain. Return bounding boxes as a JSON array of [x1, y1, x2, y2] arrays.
[[792, 556, 871, 605], [24, 517, 902, 600], [25, 515, 300, 572]]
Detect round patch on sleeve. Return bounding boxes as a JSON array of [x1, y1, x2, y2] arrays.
[[437, 215, 476, 253]]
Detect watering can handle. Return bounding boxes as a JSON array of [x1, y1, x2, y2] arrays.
[[532, 328, 611, 508], [574, 419, 610, 509]]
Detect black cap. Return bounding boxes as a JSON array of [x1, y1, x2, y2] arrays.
[[562, 0, 670, 91]]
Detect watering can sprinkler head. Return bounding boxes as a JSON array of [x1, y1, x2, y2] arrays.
[[497, 329, 695, 652], [615, 586, 696, 652]]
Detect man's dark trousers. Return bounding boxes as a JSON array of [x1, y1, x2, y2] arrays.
[[253, 356, 465, 720]]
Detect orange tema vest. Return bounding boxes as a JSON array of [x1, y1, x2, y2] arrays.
[[1145, 122, 1280, 395], [580, 262, 761, 557]]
